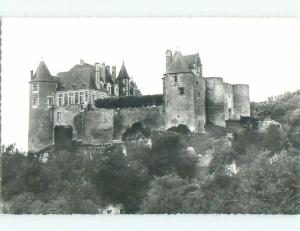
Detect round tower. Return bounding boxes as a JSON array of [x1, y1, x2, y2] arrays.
[[194, 77, 206, 133], [205, 77, 226, 127], [163, 51, 196, 132], [232, 84, 250, 120], [28, 61, 57, 151]]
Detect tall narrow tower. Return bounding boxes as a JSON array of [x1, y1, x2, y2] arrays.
[[116, 62, 130, 96], [28, 60, 57, 151], [163, 51, 196, 132]]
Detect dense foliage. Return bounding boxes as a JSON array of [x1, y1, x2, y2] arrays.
[[251, 90, 300, 122], [95, 94, 163, 109], [2, 92, 300, 214], [167, 124, 191, 135]]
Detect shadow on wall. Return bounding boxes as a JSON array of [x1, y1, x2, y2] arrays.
[[54, 125, 73, 149]]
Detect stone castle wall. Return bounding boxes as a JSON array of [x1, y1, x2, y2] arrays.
[[224, 83, 234, 120], [205, 78, 226, 127], [164, 73, 196, 132], [80, 109, 114, 144], [232, 84, 250, 120], [113, 106, 164, 140]]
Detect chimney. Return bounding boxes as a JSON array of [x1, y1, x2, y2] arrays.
[[106, 65, 111, 74], [80, 59, 84, 65], [30, 70, 34, 80], [111, 66, 116, 82], [101, 62, 106, 84], [166, 50, 172, 69]]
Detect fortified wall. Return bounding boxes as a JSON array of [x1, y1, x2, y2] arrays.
[[28, 50, 250, 152], [51, 105, 164, 146]]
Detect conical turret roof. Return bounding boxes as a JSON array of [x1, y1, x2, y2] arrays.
[[116, 61, 130, 81], [32, 60, 55, 82], [165, 51, 193, 74]]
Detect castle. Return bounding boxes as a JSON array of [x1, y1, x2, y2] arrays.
[[28, 50, 250, 151]]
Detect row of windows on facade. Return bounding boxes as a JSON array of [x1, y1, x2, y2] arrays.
[[32, 91, 105, 108]]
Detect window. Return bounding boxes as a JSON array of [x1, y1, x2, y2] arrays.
[[58, 93, 64, 106], [69, 93, 75, 105], [32, 83, 38, 92], [178, 87, 184, 95], [47, 96, 54, 107], [57, 112, 62, 122], [79, 92, 85, 104], [196, 81, 199, 85], [85, 91, 89, 102], [173, 75, 178, 82], [32, 94, 38, 107], [115, 86, 119, 96], [198, 92, 200, 97]]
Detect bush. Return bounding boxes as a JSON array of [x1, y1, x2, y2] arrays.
[[167, 124, 191, 135], [95, 94, 163, 109]]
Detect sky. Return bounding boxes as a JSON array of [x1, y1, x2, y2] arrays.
[[2, 17, 300, 151]]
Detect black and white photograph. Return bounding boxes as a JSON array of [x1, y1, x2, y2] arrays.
[[1, 17, 300, 215]]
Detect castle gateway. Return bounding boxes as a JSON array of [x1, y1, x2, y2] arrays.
[[28, 50, 250, 151]]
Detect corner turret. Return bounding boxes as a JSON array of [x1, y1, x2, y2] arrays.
[[116, 61, 130, 96], [28, 60, 57, 151]]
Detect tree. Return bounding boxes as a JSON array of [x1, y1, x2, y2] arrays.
[[140, 174, 189, 214], [262, 124, 284, 154], [287, 109, 300, 154], [234, 153, 300, 214], [167, 124, 191, 135], [130, 133, 198, 179], [92, 146, 150, 213]]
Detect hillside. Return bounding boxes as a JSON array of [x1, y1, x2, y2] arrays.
[[251, 89, 300, 122], [2, 90, 300, 214]]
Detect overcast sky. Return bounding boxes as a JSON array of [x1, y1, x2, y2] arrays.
[[2, 18, 300, 151]]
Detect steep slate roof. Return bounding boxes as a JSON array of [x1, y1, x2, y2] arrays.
[[116, 62, 130, 82], [55, 62, 115, 91], [104, 68, 114, 84], [183, 53, 201, 69], [32, 61, 56, 82], [56, 63, 97, 91], [165, 51, 193, 74]]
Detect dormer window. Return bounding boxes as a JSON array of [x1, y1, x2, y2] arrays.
[[173, 75, 178, 82]]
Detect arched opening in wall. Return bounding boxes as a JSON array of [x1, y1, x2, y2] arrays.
[[54, 125, 73, 149], [122, 121, 151, 142]]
